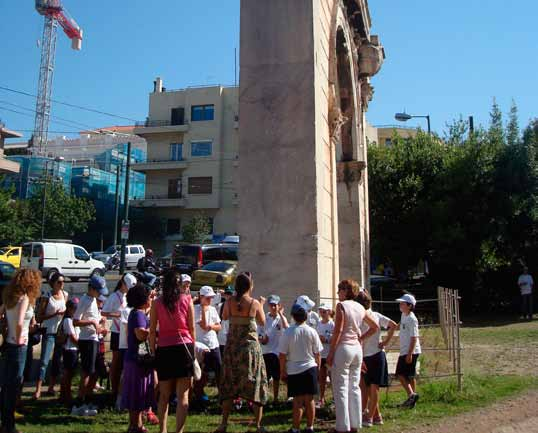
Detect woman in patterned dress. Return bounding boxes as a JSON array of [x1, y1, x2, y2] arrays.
[[217, 272, 268, 433]]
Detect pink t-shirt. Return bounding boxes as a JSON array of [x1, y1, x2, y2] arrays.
[[338, 300, 365, 345], [155, 294, 194, 347]]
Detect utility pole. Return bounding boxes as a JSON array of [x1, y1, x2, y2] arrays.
[[119, 142, 131, 274], [113, 164, 121, 247]]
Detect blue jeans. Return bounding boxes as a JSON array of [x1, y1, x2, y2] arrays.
[[38, 333, 61, 382], [143, 272, 157, 287], [0, 343, 27, 432], [521, 294, 533, 318]]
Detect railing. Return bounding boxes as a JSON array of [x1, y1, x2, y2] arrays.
[[374, 124, 419, 130], [140, 194, 184, 200], [133, 158, 185, 164], [135, 119, 189, 127]]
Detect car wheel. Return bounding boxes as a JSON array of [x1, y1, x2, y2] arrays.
[[70, 277, 80, 282], [90, 268, 104, 278], [47, 268, 59, 282]]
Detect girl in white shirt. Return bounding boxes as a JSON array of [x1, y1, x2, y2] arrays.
[[60, 298, 80, 405], [316, 303, 334, 407]]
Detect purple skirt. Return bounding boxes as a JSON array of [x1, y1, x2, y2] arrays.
[[121, 359, 156, 411]]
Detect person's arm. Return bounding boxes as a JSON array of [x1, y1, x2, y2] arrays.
[[15, 296, 29, 345], [222, 299, 230, 321], [73, 299, 99, 329], [278, 305, 289, 329], [379, 319, 397, 349], [326, 303, 344, 366], [210, 308, 222, 332], [149, 302, 157, 354], [188, 299, 196, 341], [279, 353, 288, 382], [67, 320, 79, 345], [255, 300, 266, 327], [314, 351, 321, 368], [406, 337, 418, 364], [133, 311, 150, 341], [359, 311, 380, 344]]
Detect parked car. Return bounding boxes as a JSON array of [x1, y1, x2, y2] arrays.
[[172, 243, 239, 275], [93, 244, 145, 269], [0, 246, 22, 268], [0, 261, 16, 299], [21, 241, 105, 281], [156, 253, 173, 271], [222, 235, 240, 244], [191, 260, 238, 292]]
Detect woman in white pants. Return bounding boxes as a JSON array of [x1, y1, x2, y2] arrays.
[[327, 280, 379, 433]]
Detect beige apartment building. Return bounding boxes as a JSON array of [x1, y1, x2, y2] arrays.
[[132, 79, 239, 253], [365, 122, 418, 146], [0, 123, 21, 174]]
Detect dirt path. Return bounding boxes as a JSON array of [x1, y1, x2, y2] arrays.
[[414, 390, 538, 433]]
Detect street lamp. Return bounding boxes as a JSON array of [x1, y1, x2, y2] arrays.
[[395, 112, 431, 134]]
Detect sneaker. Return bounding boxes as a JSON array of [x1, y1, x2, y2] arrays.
[[373, 417, 384, 425], [398, 395, 413, 408], [362, 418, 373, 428], [287, 429, 300, 433], [71, 405, 84, 416], [303, 428, 315, 433], [408, 393, 419, 408], [145, 409, 159, 425]]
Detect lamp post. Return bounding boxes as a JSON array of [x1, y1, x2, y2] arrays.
[[395, 112, 431, 135]]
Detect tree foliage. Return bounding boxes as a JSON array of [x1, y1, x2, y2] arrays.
[[0, 181, 34, 245], [368, 100, 538, 304], [181, 213, 211, 244]]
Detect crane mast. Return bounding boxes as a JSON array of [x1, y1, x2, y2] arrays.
[[33, 0, 82, 155]]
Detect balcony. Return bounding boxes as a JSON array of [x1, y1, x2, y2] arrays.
[[132, 159, 188, 172], [133, 119, 190, 135], [131, 195, 186, 208]]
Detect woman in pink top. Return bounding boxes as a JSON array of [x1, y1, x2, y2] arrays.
[[149, 270, 195, 433], [327, 280, 378, 433]]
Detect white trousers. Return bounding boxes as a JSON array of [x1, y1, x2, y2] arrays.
[[332, 343, 363, 431]]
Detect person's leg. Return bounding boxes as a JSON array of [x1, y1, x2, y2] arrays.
[[292, 395, 305, 430], [218, 399, 233, 431], [319, 362, 328, 403], [348, 348, 362, 430], [367, 385, 380, 421], [48, 340, 62, 393], [110, 349, 121, 399], [144, 272, 157, 287], [332, 345, 351, 433], [304, 395, 315, 429], [359, 376, 368, 414], [175, 377, 192, 433], [252, 402, 263, 430], [157, 379, 174, 433], [1, 344, 27, 432], [34, 333, 55, 398], [398, 375, 413, 396], [272, 379, 280, 403]]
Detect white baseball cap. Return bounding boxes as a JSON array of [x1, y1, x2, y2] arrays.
[[396, 294, 417, 306], [123, 273, 137, 289], [181, 274, 191, 283], [296, 295, 316, 311], [318, 303, 332, 311], [199, 286, 216, 297]]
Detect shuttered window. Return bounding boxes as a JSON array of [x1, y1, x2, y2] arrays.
[[188, 177, 212, 195]]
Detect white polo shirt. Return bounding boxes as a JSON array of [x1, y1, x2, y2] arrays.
[[73, 294, 99, 342], [316, 319, 335, 358], [278, 323, 323, 375], [260, 314, 284, 355], [195, 305, 221, 350], [518, 274, 534, 295], [360, 310, 391, 358], [399, 312, 421, 356]]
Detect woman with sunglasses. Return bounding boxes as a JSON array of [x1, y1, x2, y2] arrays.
[[33, 272, 69, 399]]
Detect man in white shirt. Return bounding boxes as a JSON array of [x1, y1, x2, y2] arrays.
[[518, 267, 534, 320], [194, 286, 222, 402], [279, 303, 323, 433], [259, 294, 289, 403]]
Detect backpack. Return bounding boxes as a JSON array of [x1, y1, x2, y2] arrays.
[[35, 294, 50, 324], [55, 317, 68, 346]]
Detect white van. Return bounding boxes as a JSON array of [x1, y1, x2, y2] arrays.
[[21, 241, 106, 281]]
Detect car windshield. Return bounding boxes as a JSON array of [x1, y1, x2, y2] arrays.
[[202, 262, 234, 273], [0, 263, 15, 278], [0, 249, 5, 255], [174, 246, 199, 265], [104, 245, 118, 254]]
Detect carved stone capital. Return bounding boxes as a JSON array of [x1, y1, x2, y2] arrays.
[[336, 160, 366, 184]]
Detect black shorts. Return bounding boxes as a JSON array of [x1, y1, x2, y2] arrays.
[[156, 344, 194, 381], [110, 332, 120, 351], [395, 354, 419, 379], [287, 366, 319, 398], [363, 351, 389, 387], [119, 348, 126, 368], [63, 349, 79, 370], [78, 340, 99, 375], [203, 347, 222, 375], [263, 353, 280, 380]]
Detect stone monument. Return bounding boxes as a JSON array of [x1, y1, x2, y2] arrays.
[[238, 0, 384, 307]]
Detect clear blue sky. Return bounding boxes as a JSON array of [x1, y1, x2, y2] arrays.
[[1, 0, 537, 140]]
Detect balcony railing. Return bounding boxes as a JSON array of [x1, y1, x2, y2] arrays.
[[135, 119, 189, 127], [143, 194, 184, 200]]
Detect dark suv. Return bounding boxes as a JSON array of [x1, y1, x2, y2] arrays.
[[172, 243, 239, 275]]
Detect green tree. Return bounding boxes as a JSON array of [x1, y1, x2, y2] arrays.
[[181, 213, 211, 244], [28, 181, 95, 239], [489, 97, 504, 145], [0, 182, 35, 245], [506, 99, 520, 146]]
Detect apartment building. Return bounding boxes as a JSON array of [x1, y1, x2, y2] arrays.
[[0, 122, 21, 174], [365, 122, 419, 146], [132, 79, 239, 253]]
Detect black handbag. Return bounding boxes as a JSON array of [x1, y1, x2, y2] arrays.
[[136, 340, 155, 369]]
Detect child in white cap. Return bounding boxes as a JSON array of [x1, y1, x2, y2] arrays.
[[194, 286, 222, 401], [259, 294, 289, 403], [395, 293, 421, 408], [295, 295, 320, 329], [316, 303, 334, 407]]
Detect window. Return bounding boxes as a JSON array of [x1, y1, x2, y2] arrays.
[[8, 249, 19, 257], [188, 177, 212, 195], [222, 246, 238, 261], [202, 247, 222, 262], [128, 247, 140, 254], [74, 247, 90, 261], [169, 143, 183, 161], [384, 138, 392, 147], [170, 107, 185, 125], [166, 219, 181, 235], [168, 179, 183, 199], [191, 140, 212, 157], [32, 244, 43, 258], [191, 104, 214, 121]]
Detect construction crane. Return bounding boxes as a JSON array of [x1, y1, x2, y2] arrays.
[[33, 0, 83, 154]]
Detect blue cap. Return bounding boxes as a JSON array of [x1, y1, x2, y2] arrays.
[[89, 275, 109, 296], [291, 303, 306, 316], [267, 294, 280, 305], [224, 285, 234, 294]]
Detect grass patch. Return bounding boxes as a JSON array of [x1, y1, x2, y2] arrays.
[[460, 320, 538, 345], [16, 374, 538, 433]]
